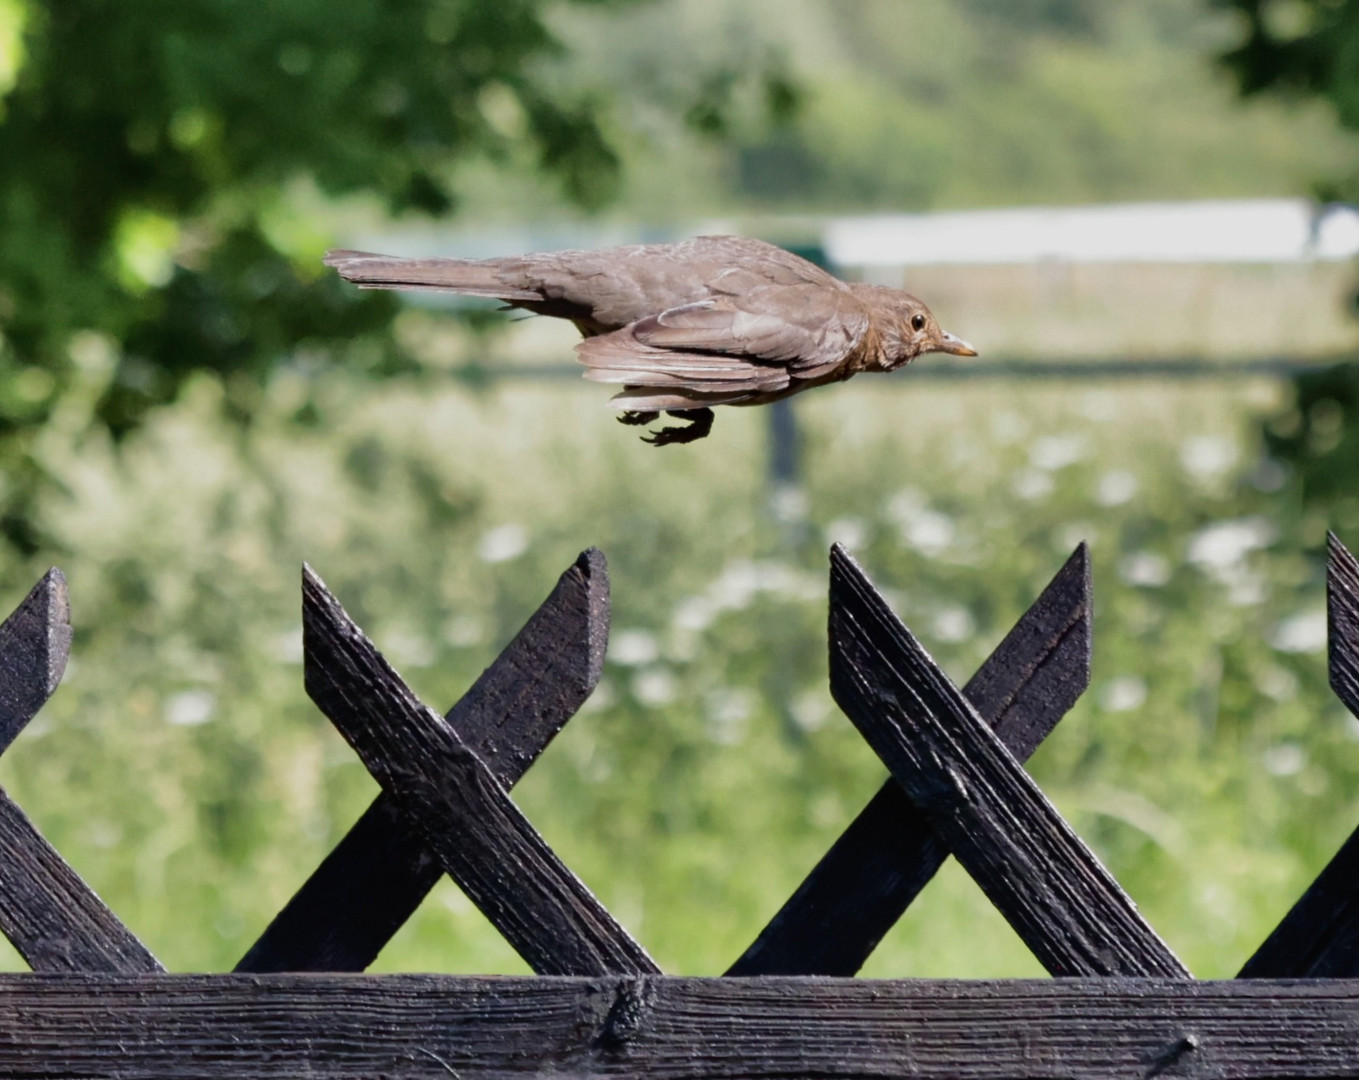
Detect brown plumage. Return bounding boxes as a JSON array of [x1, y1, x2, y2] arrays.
[[324, 236, 977, 445]]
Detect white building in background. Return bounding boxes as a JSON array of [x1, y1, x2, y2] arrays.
[[823, 200, 1359, 268]]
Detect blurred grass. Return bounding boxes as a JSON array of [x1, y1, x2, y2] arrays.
[[0, 360, 1350, 980]]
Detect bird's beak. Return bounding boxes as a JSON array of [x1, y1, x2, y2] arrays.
[[936, 331, 978, 357]]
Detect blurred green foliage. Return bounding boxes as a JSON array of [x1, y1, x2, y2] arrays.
[[0, 0, 626, 549], [538, 0, 1359, 219], [1213, 0, 1359, 523], [1217, 0, 1359, 200], [0, 0, 800, 552]]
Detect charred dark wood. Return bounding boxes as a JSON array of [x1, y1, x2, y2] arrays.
[[1330, 531, 1359, 721], [828, 544, 1189, 978], [0, 974, 1356, 1078], [239, 550, 609, 973], [0, 790, 162, 973], [731, 544, 1091, 976], [302, 564, 657, 977], [0, 570, 161, 973], [0, 569, 71, 754], [1239, 532, 1359, 978]]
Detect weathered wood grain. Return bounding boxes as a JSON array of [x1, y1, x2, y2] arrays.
[[0, 570, 161, 973], [303, 564, 657, 977], [0, 789, 162, 973], [0, 974, 1356, 1078], [239, 550, 609, 973], [731, 544, 1091, 976], [1330, 531, 1359, 720], [1238, 531, 1359, 978], [0, 569, 71, 754], [828, 544, 1189, 978]]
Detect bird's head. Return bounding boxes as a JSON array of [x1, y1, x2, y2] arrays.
[[850, 284, 978, 369]]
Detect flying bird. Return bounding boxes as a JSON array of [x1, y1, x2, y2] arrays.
[[324, 236, 977, 445]]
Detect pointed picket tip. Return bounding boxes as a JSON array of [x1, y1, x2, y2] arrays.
[[0, 568, 72, 755], [828, 543, 866, 595], [570, 548, 608, 692], [828, 543, 1093, 747], [299, 551, 608, 698], [1327, 532, 1359, 719], [970, 543, 1091, 756]]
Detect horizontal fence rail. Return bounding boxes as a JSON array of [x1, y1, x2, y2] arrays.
[[0, 975, 1355, 1079]]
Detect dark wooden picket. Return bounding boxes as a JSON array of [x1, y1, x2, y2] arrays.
[[0, 570, 161, 974], [1237, 532, 1359, 978]]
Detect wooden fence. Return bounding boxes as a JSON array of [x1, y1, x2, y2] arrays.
[[1, 536, 1358, 1076]]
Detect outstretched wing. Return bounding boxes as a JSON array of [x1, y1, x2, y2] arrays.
[[578, 282, 867, 401]]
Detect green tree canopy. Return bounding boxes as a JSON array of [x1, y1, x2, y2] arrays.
[[0, 0, 647, 550], [1216, 0, 1359, 199]]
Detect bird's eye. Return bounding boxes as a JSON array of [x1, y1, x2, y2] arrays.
[[910, 313, 927, 332]]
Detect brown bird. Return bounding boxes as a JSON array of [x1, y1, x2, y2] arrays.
[[324, 236, 977, 445]]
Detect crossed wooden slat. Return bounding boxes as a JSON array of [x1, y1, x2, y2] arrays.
[[1237, 532, 1359, 977], [0, 570, 161, 973], [731, 543, 1093, 975], [299, 558, 658, 976], [238, 549, 613, 972], [1, 538, 1357, 980]]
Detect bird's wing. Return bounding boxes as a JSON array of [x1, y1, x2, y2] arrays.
[[606, 386, 757, 412], [514, 236, 846, 328], [640, 285, 865, 371], [577, 333, 789, 395], [577, 283, 867, 400]]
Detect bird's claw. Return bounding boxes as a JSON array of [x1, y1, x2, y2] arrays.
[[639, 408, 715, 447], [617, 410, 659, 427]]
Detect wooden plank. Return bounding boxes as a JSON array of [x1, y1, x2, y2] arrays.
[[828, 545, 1189, 978], [238, 550, 608, 973], [1238, 531, 1359, 978], [0, 570, 162, 974], [0, 789, 162, 973], [302, 565, 657, 977], [731, 544, 1091, 976], [1330, 531, 1359, 720], [0, 569, 71, 754], [0, 974, 1356, 1078]]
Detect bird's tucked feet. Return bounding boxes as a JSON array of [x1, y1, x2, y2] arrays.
[[641, 408, 715, 447], [617, 410, 659, 427]]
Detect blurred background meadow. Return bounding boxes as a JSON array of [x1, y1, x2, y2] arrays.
[[3, 0, 1359, 979]]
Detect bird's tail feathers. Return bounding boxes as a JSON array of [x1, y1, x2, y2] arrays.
[[323, 250, 541, 301]]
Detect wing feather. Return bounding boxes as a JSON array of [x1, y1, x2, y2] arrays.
[[632, 285, 866, 371], [607, 387, 756, 411], [577, 331, 790, 393]]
